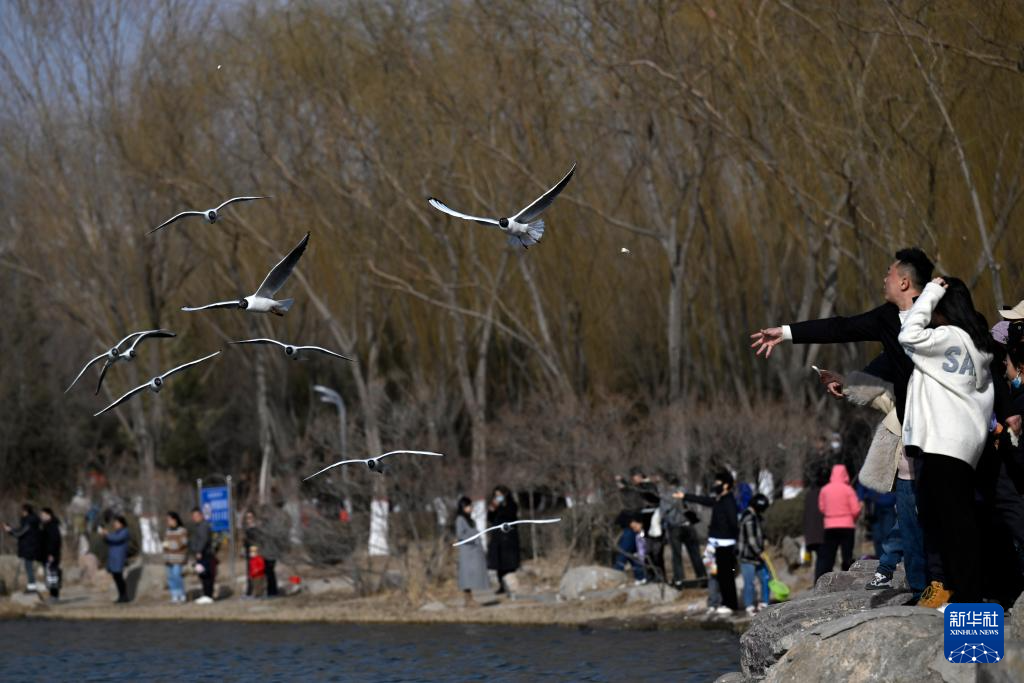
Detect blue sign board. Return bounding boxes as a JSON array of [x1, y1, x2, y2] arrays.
[[200, 486, 230, 532], [944, 603, 1003, 664]]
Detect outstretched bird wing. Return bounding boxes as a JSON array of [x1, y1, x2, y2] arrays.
[[65, 352, 108, 393], [452, 524, 503, 548], [159, 351, 220, 381], [375, 450, 445, 462], [181, 301, 240, 312], [94, 382, 150, 417], [255, 232, 310, 299], [126, 329, 176, 353], [95, 359, 115, 396], [214, 195, 270, 212], [230, 338, 288, 349], [303, 459, 368, 481], [510, 518, 561, 527], [148, 210, 205, 235], [297, 346, 355, 362], [512, 163, 576, 224], [427, 198, 501, 227]]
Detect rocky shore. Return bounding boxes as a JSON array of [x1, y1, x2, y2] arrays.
[[715, 560, 1023, 682]]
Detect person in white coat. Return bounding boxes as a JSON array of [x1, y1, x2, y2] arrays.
[[899, 276, 994, 607]]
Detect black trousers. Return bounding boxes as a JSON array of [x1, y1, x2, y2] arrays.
[[266, 558, 278, 596], [668, 525, 706, 582], [915, 451, 981, 603], [715, 545, 738, 610], [815, 528, 855, 581], [110, 570, 127, 601], [200, 552, 217, 598], [645, 536, 666, 582]]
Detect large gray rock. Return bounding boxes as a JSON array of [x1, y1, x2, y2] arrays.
[[977, 640, 1024, 683], [305, 576, 356, 597], [126, 562, 167, 602], [741, 589, 910, 676], [625, 582, 680, 605], [762, 606, 975, 682], [780, 537, 802, 570], [1010, 591, 1024, 642], [714, 673, 752, 683], [559, 565, 629, 600], [0, 555, 21, 592], [814, 569, 907, 594]]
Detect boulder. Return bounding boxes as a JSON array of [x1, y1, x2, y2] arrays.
[[559, 565, 630, 600], [977, 640, 1024, 683], [0, 555, 21, 592], [502, 572, 521, 594], [125, 562, 167, 602], [780, 537, 802, 570], [762, 606, 975, 682], [814, 569, 907, 594], [847, 559, 879, 573], [10, 591, 45, 608], [418, 601, 447, 612], [1010, 591, 1024, 642], [714, 673, 753, 683], [625, 583, 680, 605], [305, 576, 356, 597], [741, 589, 910, 677]]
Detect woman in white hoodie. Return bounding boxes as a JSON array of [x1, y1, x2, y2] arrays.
[[899, 276, 994, 606]]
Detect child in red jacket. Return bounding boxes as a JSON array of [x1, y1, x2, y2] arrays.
[[248, 545, 267, 598]]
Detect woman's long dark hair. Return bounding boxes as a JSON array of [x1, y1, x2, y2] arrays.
[[454, 496, 473, 530], [933, 277, 993, 354], [167, 511, 183, 529], [41, 507, 60, 524]]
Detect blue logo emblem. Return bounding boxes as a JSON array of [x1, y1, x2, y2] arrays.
[[944, 603, 1003, 663]]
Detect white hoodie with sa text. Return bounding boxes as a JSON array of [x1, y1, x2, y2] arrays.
[[898, 282, 993, 468]]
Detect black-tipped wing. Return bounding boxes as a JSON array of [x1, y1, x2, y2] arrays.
[[94, 382, 150, 417], [297, 345, 355, 362], [181, 301, 240, 312], [214, 195, 270, 212], [148, 210, 205, 235], [513, 163, 576, 223], [95, 359, 114, 396], [230, 338, 288, 349], [65, 352, 107, 393], [159, 351, 220, 381], [127, 329, 176, 353], [427, 198, 501, 227], [255, 232, 309, 299]]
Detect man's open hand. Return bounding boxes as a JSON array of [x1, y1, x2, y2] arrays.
[[750, 327, 784, 358]]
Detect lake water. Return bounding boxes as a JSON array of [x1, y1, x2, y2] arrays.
[[0, 618, 738, 681]]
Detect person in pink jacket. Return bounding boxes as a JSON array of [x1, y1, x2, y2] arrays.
[[814, 464, 862, 581]]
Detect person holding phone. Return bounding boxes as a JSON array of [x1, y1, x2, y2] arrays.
[[101, 515, 131, 603]]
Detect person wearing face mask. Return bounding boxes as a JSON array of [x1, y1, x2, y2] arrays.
[[999, 321, 1024, 490], [486, 485, 521, 596], [675, 470, 740, 614]]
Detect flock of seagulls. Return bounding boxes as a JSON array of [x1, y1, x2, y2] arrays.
[[66, 164, 577, 539]]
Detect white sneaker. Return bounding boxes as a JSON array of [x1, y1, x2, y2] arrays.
[[715, 606, 733, 616], [194, 596, 214, 605], [26, 583, 39, 592], [634, 579, 648, 586], [745, 605, 756, 616], [705, 606, 718, 615]]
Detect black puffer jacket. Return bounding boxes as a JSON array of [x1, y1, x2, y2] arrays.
[[8, 512, 41, 561]]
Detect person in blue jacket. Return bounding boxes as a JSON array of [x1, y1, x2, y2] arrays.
[[102, 515, 131, 603]]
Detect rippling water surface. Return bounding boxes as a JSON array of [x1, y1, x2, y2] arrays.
[[0, 618, 739, 682]]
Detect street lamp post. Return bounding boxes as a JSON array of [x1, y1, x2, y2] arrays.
[[312, 385, 350, 515]]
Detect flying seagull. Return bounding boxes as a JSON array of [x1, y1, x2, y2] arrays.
[[229, 338, 354, 362], [303, 450, 444, 480], [452, 518, 562, 547], [66, 329, 176, 395], [149, 196, 269, 235], [94, 351, 221, 417], [181, 232, 309, 316], [427, 162, 576, 249]]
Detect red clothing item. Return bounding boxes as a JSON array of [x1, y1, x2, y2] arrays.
[[248, 555, 266, 579], [818, 464, 862, 529]]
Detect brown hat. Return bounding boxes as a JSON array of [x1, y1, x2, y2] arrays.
[[1000, 299, 1024, 320]]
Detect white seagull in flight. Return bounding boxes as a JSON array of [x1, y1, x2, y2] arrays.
[[229, 338, 354, 362], [66, 329, 176, 395], [452, 518, 562, 547], [149, 196, 269, 235], [304, 450, 444, 480], [427, 163, 576, 249], [181, 232, 309, 316], [94, 351, 220, 417]]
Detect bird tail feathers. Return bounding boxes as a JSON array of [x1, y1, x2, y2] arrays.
[[277, 298, 295, 312], [508, 220, 545, 249]]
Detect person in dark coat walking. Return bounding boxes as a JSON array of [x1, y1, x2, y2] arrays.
[[101, 515, 130, 603], [802, 458, 827, 567], [4, 504, 42, 592], [39, 508, 62, 601], [189, 507, 217, 603], [486, 485, 520, 595], [677, 470, 741, 613]]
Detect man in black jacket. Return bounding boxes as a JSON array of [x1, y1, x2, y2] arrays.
[[678, 470, 740, 613], [750, 247, 934, 423], [4, 504, 42, 592]]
